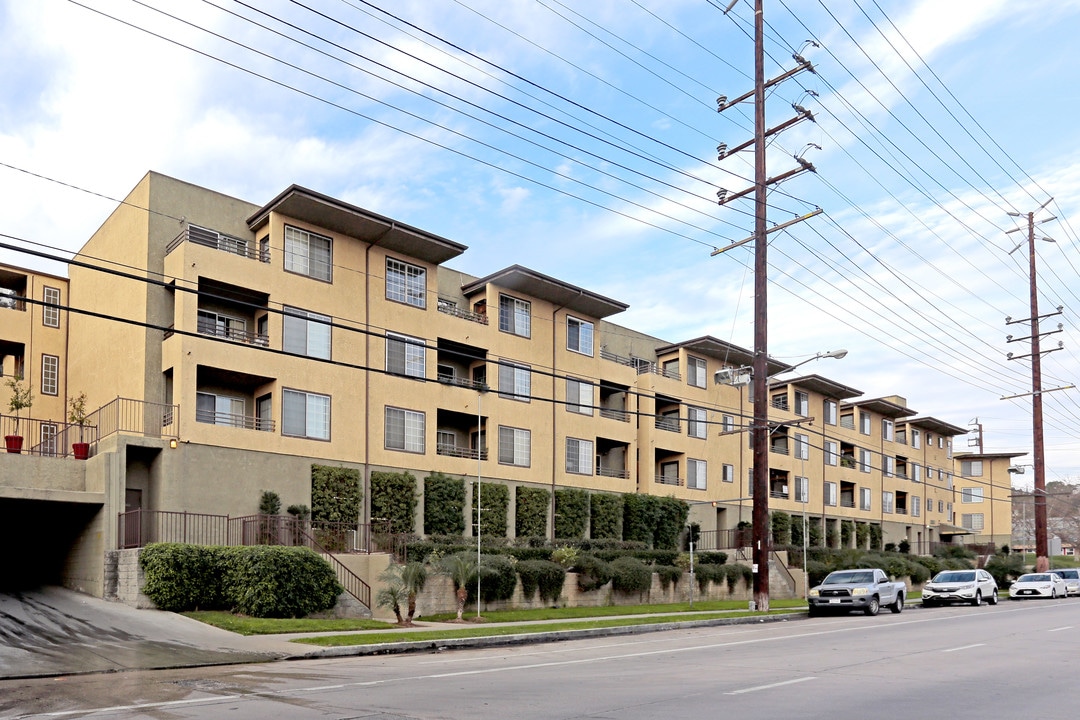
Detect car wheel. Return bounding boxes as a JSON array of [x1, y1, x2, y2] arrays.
[[988, 589, 998, 605], [971, 590, 982, 607], [922, 599, 936, 608], [808, 606, 820, 618], [891, 594, 904, 614], [1051, 589, 1058, 599], [865, 595, 880, 616]]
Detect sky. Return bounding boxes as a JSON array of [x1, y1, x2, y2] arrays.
[[2, 0, 1080, 485]]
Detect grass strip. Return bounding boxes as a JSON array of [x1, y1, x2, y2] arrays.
[[182, 611, 395, 635], [420, 598, 807, 623]]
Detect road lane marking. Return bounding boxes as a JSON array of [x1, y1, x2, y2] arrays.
[[942, 643, 985, 652], [725, 677, 816, 695], [1048, 626, 1073, 632]]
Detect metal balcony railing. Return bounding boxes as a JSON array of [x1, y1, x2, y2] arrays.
[[195, 410, 274, 431], [436, 443, 488, 460], [436, 373, 488, 391], [655, 474, 684, 486], [196, 315, 269, 346], [655, 416, 681, 432], [599, 407, 630, 422], [88, 397, 179, 442], [0, 415, 99, 458], [437, 299, 489, 325], [596, 465, 630, 479], [167, 224, 267, 262]]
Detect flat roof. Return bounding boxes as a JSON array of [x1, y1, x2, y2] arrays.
[[461, 265, 628, 319], [770, 373, 862, 400], [247, 185, 467, 265]]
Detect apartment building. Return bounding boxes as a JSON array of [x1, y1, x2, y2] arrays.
[[0, 171, 1016, 597]]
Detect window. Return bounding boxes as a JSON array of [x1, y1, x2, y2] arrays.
[[794, 432, 809, 460], [961, 460, 984, 477], [197, 392, 245, 427], [41, 354, 58, 395], [911, 428, 921, 449], [722, 414, 735, 433], [840, 412, 855, 430], [824, 481, 837, 506], [722, 464, 734, 483], [283, 307, 331, 359], [896, 428, 906, 445], [259, 236, 270, 263], [962, 487, 984, 503], [499, 426, 531, 466], [824, 440, 838, 466], [794, 391, 809, 416], [772, 392, 789, 411], [882, 491, 894, 514], [794, 476, 809, 503], [944, 473, 953, 489], [385, 406, 424, 453], [386, 257, 426, 308], [860, 487, 872, 511], [283, 389, 330, 440], [912, 464, 923, 483], [912, 496, 921, 517], [859, 448, 871, 473], [939, 436, 945, 449], [859, 411, 871, 435], [747, 467, 754, 496], [284, 225, 332, 281], [499, 294, 531, 338], [687, 459, 707, 490], [43, 286, 60, 327], [884, 456, 895, 477], [566, 438, 593, 475], [386, 332, 426, 378], [687, 356, 707, 388], [946, 439, 952, 458], [256, 394, 272, 431], [40, 423, 58, 457], [823, 400, 837, 425], [939, 500, 945, 513], [882, 418, 894, 442], [567, 317, 594, 356], [499, 362, 531, 401], [926, 467, 934, 480], [662, 359, 680, 380], [688, 406, 708, 439], [566, 378, 593, 415], [961, 513, 984, 531]]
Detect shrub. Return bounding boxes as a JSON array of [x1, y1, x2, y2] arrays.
[[610, 556, 652, 595], [869, 524, 883, 551], [515, 487, 550, 538], [696, 551, 728, 565], [470, 554, 517, 604], [722, 563, 753, 593], [826, 522, 839, 548], [806, 560, 831, 587], [934, 544, 976, 560], [694, 563, 725, 593], [424, 472, 465, 536], [554, 488, 590, 539], [771, 512, 791, 546], [808, 516, 823, 547], [140, 543, 229, 611], [311, 465, 362, 524], [472, 481, 509, 539], [898, 539, 911, 555], [654, 496, 690, 549], [656, 564, 682, 590], [551, 546, 580, 568], [590, 493, 623, 539], [371, 471, 417, 534], [574, 554, 613, 592], [516, 559, 566, 604], [985, 553, 1025, 587], [841, 520, 854, 547], [855, 522, 869, 549], [622, 494, 660, 546]]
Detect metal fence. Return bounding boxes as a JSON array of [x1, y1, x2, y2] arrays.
[[0, 415, 99, 457], [88, 397, 179, 442]]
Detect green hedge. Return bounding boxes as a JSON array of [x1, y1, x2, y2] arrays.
[[311, 465, 361, 524], [771, 512, 791, 545], [610, 556, 653, 594], [622, 495, 688, 549], [472, 481, 509, 538], [371, 471, 417, 534], [424, 473, 466, 536], [590, 493, 623, 539], [516, 559, 566, 604], [574, 554, 613, 592], [140, 543, 342, 617], [515, 487, 550, 538], [554, 488, 590, 540], [655, 564, 682, 590], [468, 553, 517, 603]]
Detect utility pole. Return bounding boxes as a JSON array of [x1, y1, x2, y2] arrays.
[[715, 0, 817, 611], [1004, 200, 1067, 573]]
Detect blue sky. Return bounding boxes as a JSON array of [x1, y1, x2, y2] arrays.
[[2, 0, 1080, 483]]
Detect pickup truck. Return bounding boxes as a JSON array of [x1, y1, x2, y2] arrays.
[[807, 568, 905, 616]]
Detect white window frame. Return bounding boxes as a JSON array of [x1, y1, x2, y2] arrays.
[[687, 458, 707, 490], [913, 464, 923, 483], [859, 448, 872, 473], [794, 476, 809, 503], [43, 286, 60, 328], [499, 362, 531, 402], [912, 428, 921, 449], [384, 406, 424, 453], [859, 411, 871, 435], [961, 460, 984, 477], [39, 422, 58, 457], [961, 513, 984, 531], [41, 354, 59, 396], [386, 332, 426, 378], [962, 487, 984, 503], [566, 378, 593, 415], [499, 294, 531, 338], [283, 307, 332, 359], [566, 316, 594, 356], [499, 425, 531, 467], [385, 257, 426, 308], [722, 414, 735, 433], [688, 406, 708, 439], [912, 496, 921, 517], [882, 418, 894, 442], [196, 391, 245, 427], [824, 440, 838, 466], [860, 487, 872, 511], [282, 389, 331, 440], [565, 437, 593, 475], [824, 481, 837, 507], [884, 456, 895, 477], [687, 356, 707, 388], [823, 399, 837, 425], [882, 491, 894, 514], [722, 463, 734, 483], [284, 225, 332, 282], [794, 432, 809, 460], [794, 390, 809, 416]]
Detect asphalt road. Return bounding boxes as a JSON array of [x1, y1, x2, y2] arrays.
[[3, 598, 1077, 719]]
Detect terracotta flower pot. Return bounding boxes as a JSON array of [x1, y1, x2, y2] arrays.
[[72, 442, 90, 460], [4, 435, 23, 454]]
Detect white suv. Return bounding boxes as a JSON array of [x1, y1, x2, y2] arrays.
[[921, 569, 998, 607]]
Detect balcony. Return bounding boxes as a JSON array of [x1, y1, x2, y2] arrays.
[[655, 415, 680, 432], [168, 224, 267, 262], [437, 298, 488, 325], [840, 497, 856, 508], [195, 408, 274, 431], [599, 407, 629, 422], [655, 474, 684, 486], [596, 466, 630, 479], [436, 442, 488, 460], [599, 349, 680, 379], [197, 312, 268, 346]]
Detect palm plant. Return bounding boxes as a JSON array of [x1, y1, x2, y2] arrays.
[[440, 552, 477, 621], [375, 565, 407, 625], [400, 561, 428, 624]]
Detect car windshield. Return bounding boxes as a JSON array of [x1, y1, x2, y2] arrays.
[[823, 571, 874, 584], [1055, 569, 1079, 579], [1019, 574, 1050, 582], [933, 571, 975, 583]]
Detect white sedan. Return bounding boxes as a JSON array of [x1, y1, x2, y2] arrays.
[[1009, 572, 1068, 600]]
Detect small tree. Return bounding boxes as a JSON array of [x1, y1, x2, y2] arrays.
[[376, 565, 407, 625], [401, 561, 428, 624], [68, 391, 89, 442], [4, 376, 32, 435], [440, 552, 477, 621]]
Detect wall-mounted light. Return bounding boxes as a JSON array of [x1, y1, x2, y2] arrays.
[[169, 438, 178, 449]]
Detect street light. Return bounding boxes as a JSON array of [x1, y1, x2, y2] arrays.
[[771, 349, 848, 378]]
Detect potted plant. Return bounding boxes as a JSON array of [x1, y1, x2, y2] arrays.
[[4, 375, 32, 454], [68, 391, 90, 460]]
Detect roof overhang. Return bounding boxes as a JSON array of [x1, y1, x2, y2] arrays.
[[461, 265, 628, 319], [770, 373, 863, 400], [953, 451, 1027, 460], [902, 416, 969, 436], [936, 523, 974, 536], [845, 397, 916, 418], [247, 185, 467, 265], [655, 336, 791, 376]]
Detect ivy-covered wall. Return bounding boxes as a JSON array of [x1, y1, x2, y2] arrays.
[[424, 472, 466, 536], [590, 493, 623, 539], [371, 471, 417, 534], [554, 488, 589, 539], [472, 481, 509, 538], [311, 465, 362, 524], [515, 486, 550, 538]]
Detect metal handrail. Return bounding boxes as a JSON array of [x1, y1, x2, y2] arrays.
[[88, 397, 179, 442], [195, 410, 274, 431], [437, 300, 489, 325], [655, 475, 684, 486], [436, 443, 488, 460], [599, 407, 630, 422], [596, 466, 630, 479]]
